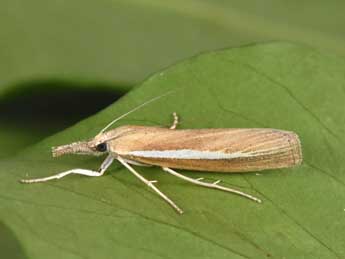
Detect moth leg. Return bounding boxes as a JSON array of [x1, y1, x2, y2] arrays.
[[21, 154, 114, 183], [169, 112, 179, 130], [122, 158, 152, 167], [162, 167, 262, 203], [97, 154, 115, 175], [117, 156, 183, 214]]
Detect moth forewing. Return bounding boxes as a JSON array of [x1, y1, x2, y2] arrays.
[[107, 127, 302, 172]]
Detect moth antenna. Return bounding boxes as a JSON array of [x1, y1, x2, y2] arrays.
[[98, 91, 174, 134]]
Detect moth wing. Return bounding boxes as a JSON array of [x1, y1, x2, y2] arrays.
[[109, 126, 302, 172]]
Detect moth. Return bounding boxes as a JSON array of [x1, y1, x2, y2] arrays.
[[21, 94, 303, 214]]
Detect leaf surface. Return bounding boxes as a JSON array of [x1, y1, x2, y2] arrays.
[[1, 43, 344, 259]]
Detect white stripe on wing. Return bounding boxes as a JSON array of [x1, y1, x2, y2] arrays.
[[128, 149, 264, 160]]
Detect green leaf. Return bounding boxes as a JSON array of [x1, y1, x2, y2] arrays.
[[1, 42, 345, 258]]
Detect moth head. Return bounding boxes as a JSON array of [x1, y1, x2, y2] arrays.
[[51, 132, 111, 158], [51, 140, 107, 157], [51, 126, 133, 157]]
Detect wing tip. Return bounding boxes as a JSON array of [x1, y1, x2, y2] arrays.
[[288, 131, 303, 166]]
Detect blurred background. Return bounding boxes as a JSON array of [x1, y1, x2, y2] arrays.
[[1, 0, 344, 157]]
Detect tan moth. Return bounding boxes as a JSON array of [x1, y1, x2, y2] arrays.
[[21, 93, 302, 214]]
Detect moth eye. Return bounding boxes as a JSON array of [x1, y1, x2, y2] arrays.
[[96, 143, 107, 152]]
